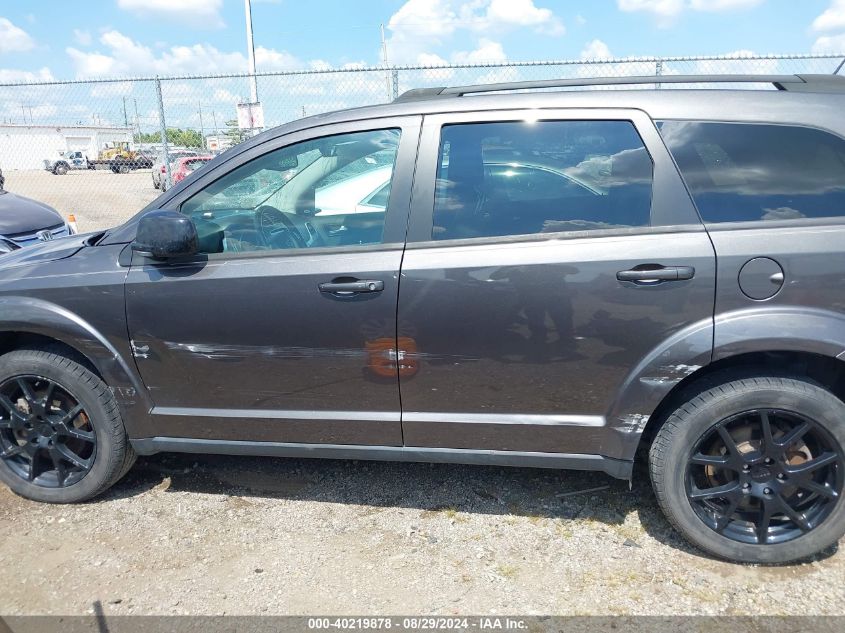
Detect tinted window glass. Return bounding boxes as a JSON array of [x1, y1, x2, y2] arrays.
[[432, 120, 653, 240], [658, 121, 845, 223], [181, 129, 400, 254]]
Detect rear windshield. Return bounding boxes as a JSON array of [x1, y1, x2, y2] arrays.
[[184, 159, 210, 172]]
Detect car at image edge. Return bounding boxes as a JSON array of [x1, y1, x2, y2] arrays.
[[0, 174, 74, 253], [0, 73, 844, 565]]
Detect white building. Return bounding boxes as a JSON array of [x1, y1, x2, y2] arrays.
[[0, 124, 133, 170]]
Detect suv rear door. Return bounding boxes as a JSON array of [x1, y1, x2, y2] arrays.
[[397, 108, 715, 454]]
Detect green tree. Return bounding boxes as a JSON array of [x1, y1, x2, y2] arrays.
[[136, 128, 204, 148], [223, 119, 250, 146]]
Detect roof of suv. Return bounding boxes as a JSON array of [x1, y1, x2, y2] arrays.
[[393, 73, 845, 101], [242, 73, 845, 150]]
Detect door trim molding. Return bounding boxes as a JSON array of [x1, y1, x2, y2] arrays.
[[403, 412, 605, 426], [152, 407, 399, 422], [130, 437, 633, 479]]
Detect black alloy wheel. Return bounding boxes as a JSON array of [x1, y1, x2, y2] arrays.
[[0, 375, 96, 488], [686, 408, 843, 545]]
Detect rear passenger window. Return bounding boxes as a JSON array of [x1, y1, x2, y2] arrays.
[[432, 120, 654, 240], [658, 121, 845, 223]]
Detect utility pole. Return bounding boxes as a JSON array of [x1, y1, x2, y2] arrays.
[[211, 110, 219, 136], [198, 102, 205, 149], [245, 0, 258, 104], [133, 98, 141, 140], [380, 23, 391, 102]]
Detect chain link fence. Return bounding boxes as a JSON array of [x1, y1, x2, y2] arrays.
[[0, 53, 842, 234]]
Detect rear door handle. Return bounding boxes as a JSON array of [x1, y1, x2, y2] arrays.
[[616, 266, 695, 283], [318, 279, 385, 295]]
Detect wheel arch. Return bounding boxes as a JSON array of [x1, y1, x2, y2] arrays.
[[607, 307, 845, 465], [636, 349, 845, 461], [0, 296, 151, 437]]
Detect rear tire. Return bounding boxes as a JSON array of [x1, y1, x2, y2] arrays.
[[0, 348, 136, 503], [650, 373, 845, 563], [53, 163, 68, 175]]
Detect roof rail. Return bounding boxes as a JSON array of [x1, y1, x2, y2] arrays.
[[393, 74, 845, 102]]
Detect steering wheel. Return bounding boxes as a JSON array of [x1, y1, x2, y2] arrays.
[[256, 205, 307, 248]]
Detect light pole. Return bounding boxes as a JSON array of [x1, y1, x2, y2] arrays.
[[245, 0, 258, 104], [198, 102, 205, 149]]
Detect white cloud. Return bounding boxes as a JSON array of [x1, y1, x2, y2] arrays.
[[66, 30, 304, 78], [581, 39, 612, 60], [689, 0, 764, 10], [481, 0, 564, 35], [0, 66, 54, 83], [452, 39, 507, 64], [617, 0, 684, 18], [387, 0, 562, 63], [813, 0, 845, 32], [618, 0, 763, 25], [417, 52, 450, 66], [812, 32, 845, 53], [0, 17, 35, 53], [116, 0, 224, 29], [388, 0, 457, 40], [73, 29, 92, 46], [254, 46, 301, 71]]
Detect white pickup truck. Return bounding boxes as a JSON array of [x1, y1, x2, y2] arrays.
[[43, 151, 91, 175]]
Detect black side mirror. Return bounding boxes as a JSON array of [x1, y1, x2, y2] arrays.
[[132, 210, 198, 259]]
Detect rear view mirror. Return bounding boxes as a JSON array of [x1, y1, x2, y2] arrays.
[[132, 210, 198, 259]]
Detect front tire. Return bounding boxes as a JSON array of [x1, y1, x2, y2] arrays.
[[0, 348, 136, 503], [650, 373, 845, 563]]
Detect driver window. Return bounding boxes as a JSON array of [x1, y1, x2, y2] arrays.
[[181, 128, 401, 254]]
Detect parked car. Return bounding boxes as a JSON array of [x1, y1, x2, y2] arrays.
[[0, 165, 4, 190], [0, 188, 73, 253], [1, 73, 845, 565], [161, 155, 213, 192], [43, 151, 90, 175], [152, 149, 201, 189]]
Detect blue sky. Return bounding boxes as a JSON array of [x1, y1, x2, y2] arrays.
[[0, 0, 844, 83]]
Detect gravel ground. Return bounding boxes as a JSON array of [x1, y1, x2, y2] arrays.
[[4, 169, 159, 233], [0, 453, 842, 616]]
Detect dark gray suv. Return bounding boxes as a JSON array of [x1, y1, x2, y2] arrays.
[[1, 74, 844, 564]]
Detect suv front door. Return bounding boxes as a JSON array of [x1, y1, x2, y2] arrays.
[[125, 117, 420, 445], [398, 109, 715, 455]]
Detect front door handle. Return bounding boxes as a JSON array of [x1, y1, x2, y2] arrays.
[[318, 279, 385, 295], [616, 266, 695, 283]]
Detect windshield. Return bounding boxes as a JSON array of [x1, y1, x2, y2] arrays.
[[184, 159, 210, 172]]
